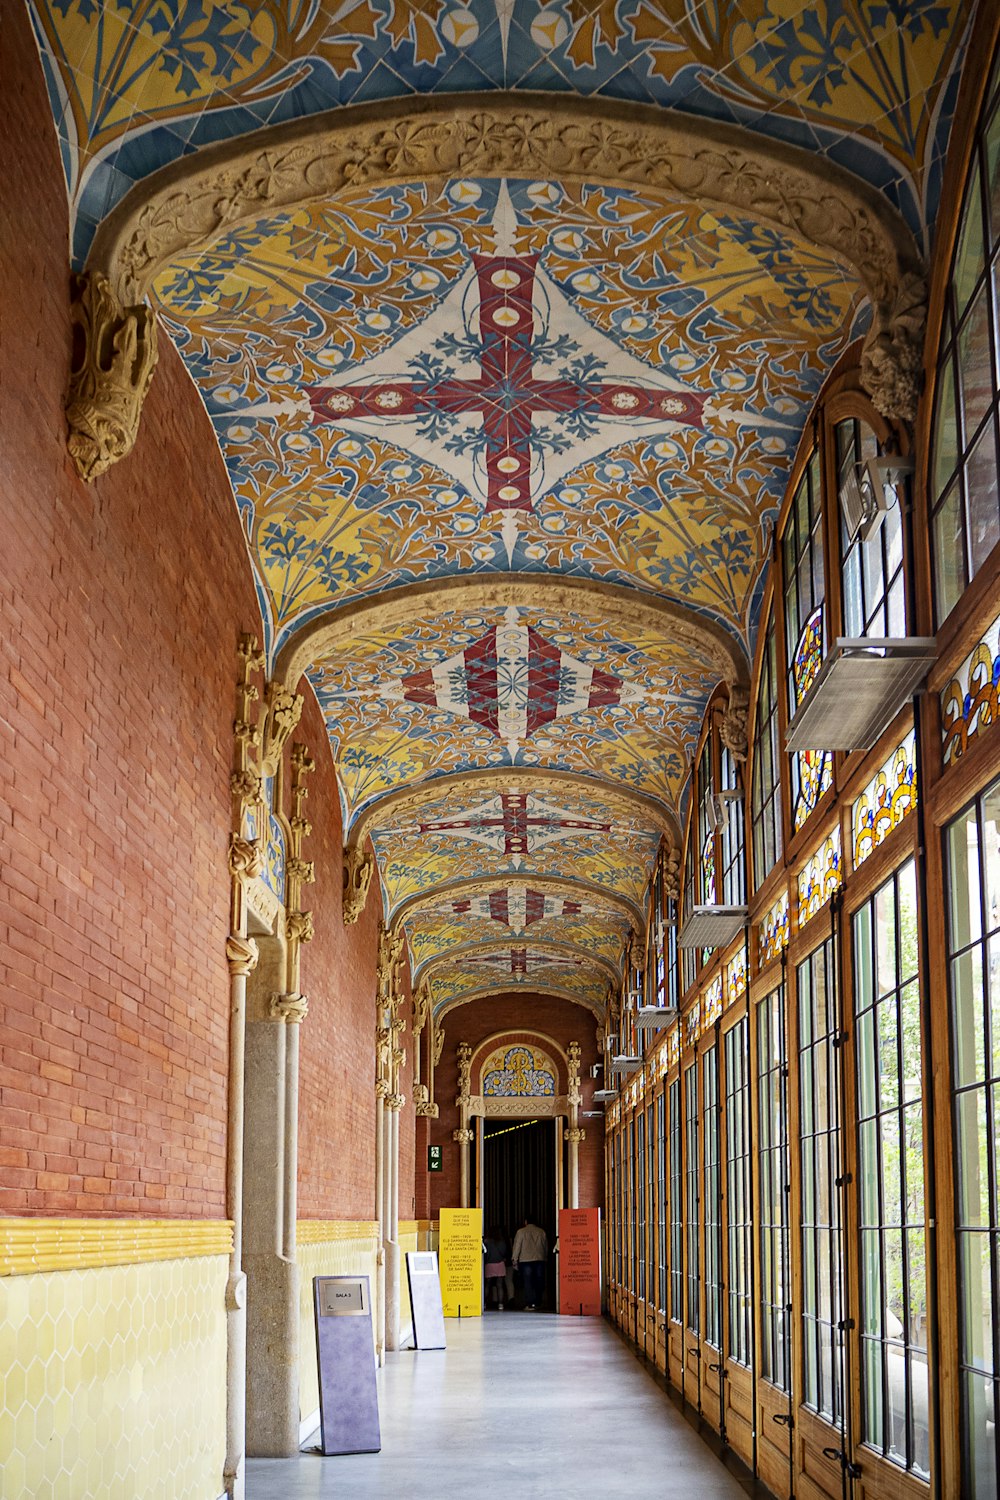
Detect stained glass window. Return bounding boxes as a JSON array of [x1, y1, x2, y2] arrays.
[[852, 730, 918, 868], [726, 946, 747, 1005], [704, 975, 723, 1028], [759, 890, 790, 966], [784, 455, 833, 829], [930, 63, 1000, 622], [941, 605, 1000, 765], [797, 827, 844, 927], [751, 622, 783, 886], [685, 1001, 701, 1047]]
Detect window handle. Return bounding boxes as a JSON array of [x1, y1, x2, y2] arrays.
[[772, 1412, 793, 1430], [822, 1447, 861, 1479]]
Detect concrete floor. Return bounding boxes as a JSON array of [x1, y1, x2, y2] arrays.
[[247, 1314, 757, 1499]]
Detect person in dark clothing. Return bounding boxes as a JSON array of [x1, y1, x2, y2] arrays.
[[484, 1225, 508, 1309]]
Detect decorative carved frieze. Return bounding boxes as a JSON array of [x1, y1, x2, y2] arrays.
[[65, 270, 158, 482], [269, 992, 309, 1024]]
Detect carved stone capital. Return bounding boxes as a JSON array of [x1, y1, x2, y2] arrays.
[[230, 768, 262, 807], [228, 835, 264, 884], [415, 1100, 439, 1119], [286, 856, 314, 886], [269, 992, 308, 1024], [412, 1083, 429, 1106], [375, 1078, 391, 1099], [226, 933, 259, 977], [387, 1093, 405, 1111], [452, 1128, 474, 1146], [564, 1127, 587, 1144], [65, 271, 158, 481], [343, 842, 374, 925], [286, 909, 314, 944]]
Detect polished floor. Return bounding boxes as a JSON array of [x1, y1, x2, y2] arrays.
[[247, 1314, 755, 1499]]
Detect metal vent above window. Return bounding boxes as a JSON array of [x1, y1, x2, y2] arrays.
[[677, 905, 748, 949], [609, 1055, 643, 1078], [784, 637, 936, 753], [592, 1088, 619, 1104], [635, 1006, 678, 1030]]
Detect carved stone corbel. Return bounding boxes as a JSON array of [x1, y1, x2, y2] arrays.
[[860, 269, 927, 424], [663, 845, 681, 904], [452, 1128, 474, 1146], [343, 842, 374, 925], [432, 1026, 445, 1067], [269, 992, 308, 1024], [564, 1127, 587, 1144], [721, 684, 750, 763], [65, 270, 158, 481]]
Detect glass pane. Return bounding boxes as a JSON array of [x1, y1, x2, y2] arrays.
[[934, 477, 967, 620], [949, 809, 984, 952], [955, 158, 987, 313], [959, 284, 995, 442], [953, 948, 987, 1091], [986, 98, 1000, 239], [966, 418, 1000, 575], [934, 355, 960, 498], [964, 1366, 998, 1500]]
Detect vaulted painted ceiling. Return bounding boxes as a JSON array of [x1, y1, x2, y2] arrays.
[[29, 0, 972, 1021]]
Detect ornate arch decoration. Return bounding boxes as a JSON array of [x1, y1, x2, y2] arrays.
[[416, 937, 620, 988], [72, 92, 927, 483], [393, 873, 645, 933], [470, 1028, 570, 1090], [276, 575, 744, 695]]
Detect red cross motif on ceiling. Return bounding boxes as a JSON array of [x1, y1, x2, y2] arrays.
[[400, 613, 637, 754], [449, 887, 581, 932], [418, 793, 611, 857], [306, 254, 706, 513]]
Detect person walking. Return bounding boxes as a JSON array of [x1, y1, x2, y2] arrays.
[[512, 1214, 548, 1310], [484, 1225, 508, 1310]]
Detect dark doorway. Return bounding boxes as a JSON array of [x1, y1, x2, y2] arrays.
[[483, 1117, 557, 1309]]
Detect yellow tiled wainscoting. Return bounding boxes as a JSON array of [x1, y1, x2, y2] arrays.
[[0, 1218, 231, 1500]]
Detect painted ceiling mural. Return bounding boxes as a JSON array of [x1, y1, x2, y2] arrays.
[[369, 783, 662, 920], [406, 883, 632, 977], [25, 0, 976, 1018], [30, 0, 969, 266], [148, 175, 870, 663], [306, 601, 718, 830]]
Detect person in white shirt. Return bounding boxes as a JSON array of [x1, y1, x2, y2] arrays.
[[512, 1215, 549, 1309]]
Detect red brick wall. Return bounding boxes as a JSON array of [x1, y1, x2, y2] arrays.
[[294, 707, 413, 1224], [0, 3, 263, 1216], [429, 994, 605, 1215]]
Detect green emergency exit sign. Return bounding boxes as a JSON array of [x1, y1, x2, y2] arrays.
[[428, 1144, 443, 1172]]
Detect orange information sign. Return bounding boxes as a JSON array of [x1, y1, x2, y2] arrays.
[[558, 1207, 602, 1316]]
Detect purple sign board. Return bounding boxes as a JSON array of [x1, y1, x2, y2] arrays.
[[313, 1275, 381, 1455], [406, 1251, 447, 1349]]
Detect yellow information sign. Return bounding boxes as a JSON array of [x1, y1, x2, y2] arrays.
[[438, 1207, 483, 1318]]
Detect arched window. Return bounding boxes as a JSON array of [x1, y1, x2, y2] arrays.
[[930, 58, 1000, 621], [783, 453, 832, 830], [751, 619, 782, 886]]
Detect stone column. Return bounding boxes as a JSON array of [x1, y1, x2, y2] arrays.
[[454, 1042, 473, 1207], [224, 927, 258, 1500], [244, 951, 306, 1458], [374, 1079, 387, 1363], [565, 1042, 585, 1210]]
